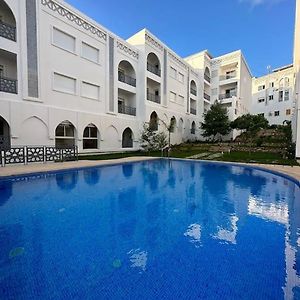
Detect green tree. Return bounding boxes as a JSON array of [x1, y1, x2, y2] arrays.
[[201, 102, 231, 141], [231, 114, 269, 135], [140, 123, 167, 152]]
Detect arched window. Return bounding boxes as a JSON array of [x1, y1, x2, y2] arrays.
[[149, 111, 158, 131], [170, 117, 176, 133], [204, 67, 210, 83], [0, 0, 17, 41], [83, 124, 98, 149], [122, 127, 133, 148], [190, 80, 197, 96], [147, 53, 161, 76], [0, 115, 10, 150], [55, 121, 76, 148], [191, 121, 196, 134], [118, 60, 136, 87]]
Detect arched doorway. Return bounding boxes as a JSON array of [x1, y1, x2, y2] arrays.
[[122, 127, 133, 148], [149, 111, 158, 131], [170, 117, 176, 133], [83, 124, 99, 149], [0, 116, 10, 150], [55, 121, 76, 148], [191, 121, 196, 134]]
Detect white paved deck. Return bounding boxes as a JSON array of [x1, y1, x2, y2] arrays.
[[0, 157, 299, 183]]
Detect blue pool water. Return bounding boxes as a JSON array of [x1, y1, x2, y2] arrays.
[[0, 159, 300, 300]]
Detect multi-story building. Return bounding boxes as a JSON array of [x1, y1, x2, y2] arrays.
[[252, 65, 294, 125], [0, 0, 299, 155], [0, 0, 208, 153]]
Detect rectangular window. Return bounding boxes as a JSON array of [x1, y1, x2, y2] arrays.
[[81, 81, 100, 100], [274, 110, 280, 116], [279, 90, 283, 102], [53, 27, 76, 53], [53, 73, 76, 94], [284, 90, 289, 101], [258, 98, 265, 103], [258, 85, 265, 91], [178, 72, 184, 83], [82, 42, 99, 63], [269, 95, 274, 101], [286, 109, 291, 115], [169, 91, 176, 102], [170, 67, 177, 79], [178, 95, 184, 103], [269, 82, 274, 88]]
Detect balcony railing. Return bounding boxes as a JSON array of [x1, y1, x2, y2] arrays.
[[118, 71, 136, 87], [204, 74, 211, 83], [0, 76, 17, 94], [147, 92, 160, 104], [0, 21, 16, 41], [147, 62, 161, 77], [118, 104, 136, 116], [219, 90, 237, 100], [204, 93, 210, 101], [190, 108, 197, 115], [219, 73, 237, 81], [190, 88, 197, 96]]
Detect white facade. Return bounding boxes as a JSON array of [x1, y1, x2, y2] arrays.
[[252, 65, 295, 125], [0, 0, 298, 154]]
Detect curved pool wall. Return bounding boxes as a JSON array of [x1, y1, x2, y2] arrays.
[[0, 159, 299, 299]]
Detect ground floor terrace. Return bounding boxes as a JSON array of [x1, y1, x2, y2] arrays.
[[0, 100, 201, 153]]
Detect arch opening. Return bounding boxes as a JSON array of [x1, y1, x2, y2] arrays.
[[149, 111, 158, 131], [122, 127, 133, 148], [55, 120, 76, 148], [83, 124, 99, 150], [0, 115, 10, 150], [147, 52, 161, 76], [118, 60, 136, 87]]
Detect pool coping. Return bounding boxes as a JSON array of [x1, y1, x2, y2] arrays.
[[0, 156, 299, 186], [168, 158, 300, 187]]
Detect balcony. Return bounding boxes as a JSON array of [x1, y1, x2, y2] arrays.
[[219, 90, 237, 100], [0, 76, 17, 94], [118, 104, 136, 116], [190, 108, 196, 115], [118, 71, 136, 87], [147, 92, 160, 104], [204, 93, 210, 101], [0, 21, 16, 42], [204, 74, 210, 83], [147, 62, 161, 77], [219, 73, 237, 81]]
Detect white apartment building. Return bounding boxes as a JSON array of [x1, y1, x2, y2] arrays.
[[186, 50, 253, 139], [0, 0, 209, 153], [252, 65, 294, 125], [0, 0, 298, 155]]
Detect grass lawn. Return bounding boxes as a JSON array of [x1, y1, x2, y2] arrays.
[[215, 151, 298, 166], [79, 149, 298, 166]]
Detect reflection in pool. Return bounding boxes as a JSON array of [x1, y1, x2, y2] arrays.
[[0, 159, 299, 299]]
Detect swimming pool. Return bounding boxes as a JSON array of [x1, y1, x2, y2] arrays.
[[0, 159, 299, 299]]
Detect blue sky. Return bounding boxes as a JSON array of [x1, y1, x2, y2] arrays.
[[65, 0, 295, 77]]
